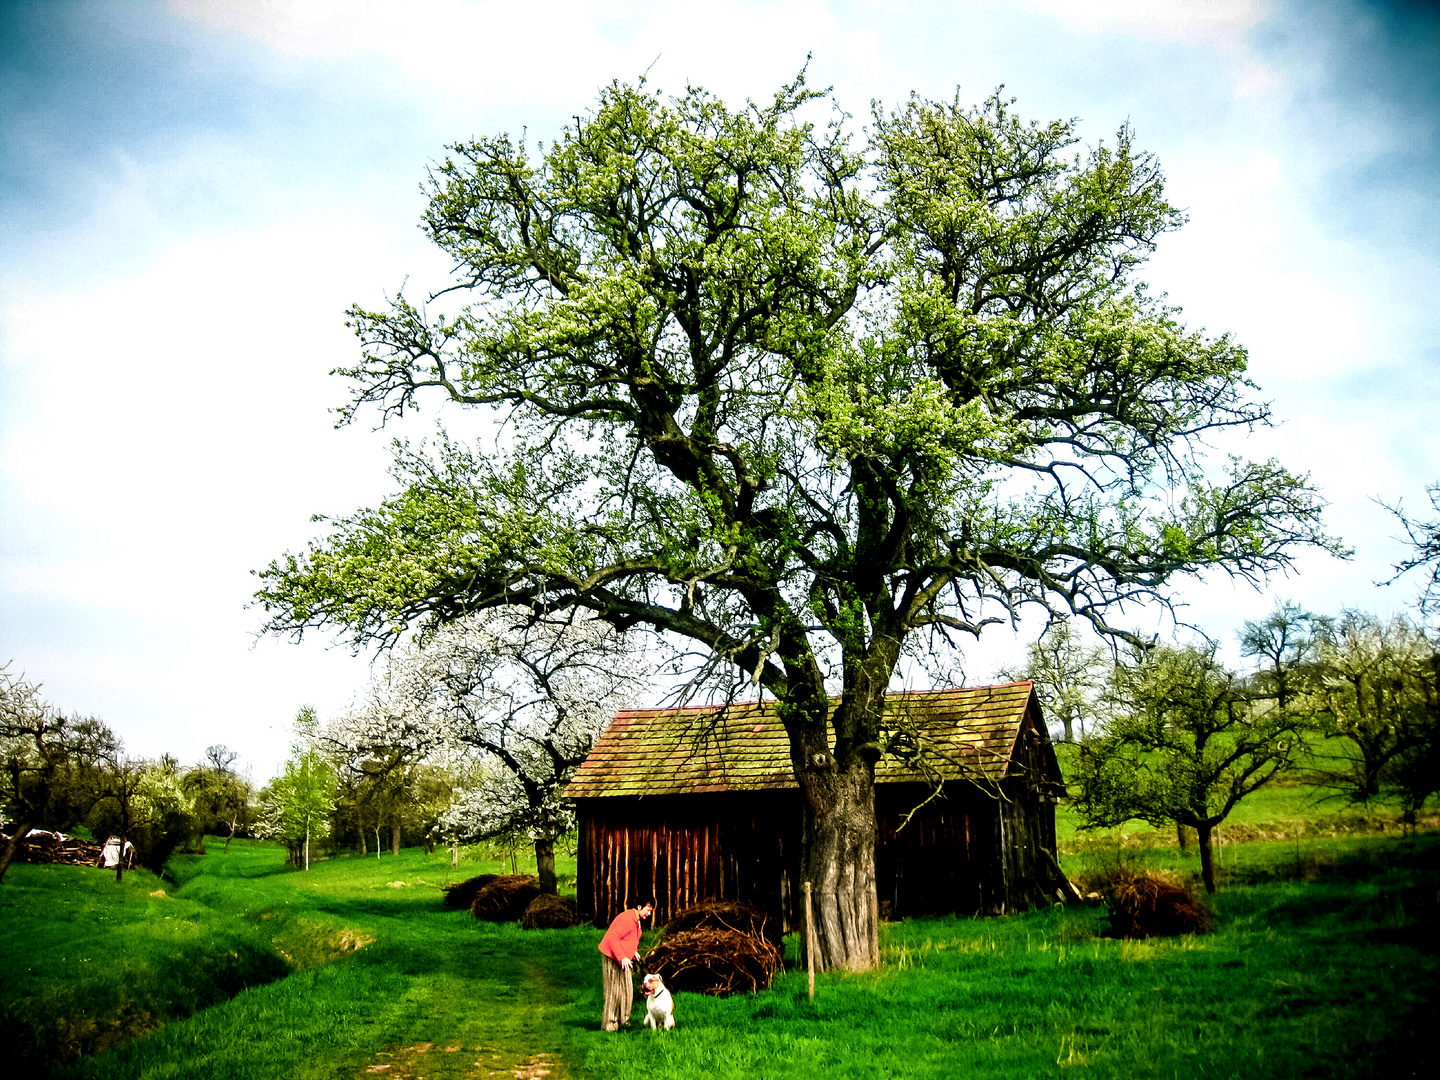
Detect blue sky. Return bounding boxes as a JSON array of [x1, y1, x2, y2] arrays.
[[2, 0, 1437, 777]]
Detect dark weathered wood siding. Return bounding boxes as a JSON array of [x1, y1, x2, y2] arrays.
[[576, 790, 799, 929]]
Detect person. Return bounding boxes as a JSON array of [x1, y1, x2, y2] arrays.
[[598, 899, 654, 1031]]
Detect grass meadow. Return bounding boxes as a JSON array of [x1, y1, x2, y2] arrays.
[[1, 814, 1436, 1079]]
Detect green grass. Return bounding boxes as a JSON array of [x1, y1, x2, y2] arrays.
[[1, 832, 1436, 1079]]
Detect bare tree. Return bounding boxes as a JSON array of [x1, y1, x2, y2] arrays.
[[1381, 483, 1440, 621]]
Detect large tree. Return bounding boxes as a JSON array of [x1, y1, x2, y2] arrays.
[[256, 77, 1340, 969]]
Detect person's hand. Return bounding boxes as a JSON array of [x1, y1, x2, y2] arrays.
[[620, 957, 632, 971]]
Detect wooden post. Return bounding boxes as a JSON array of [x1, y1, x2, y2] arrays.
[[804, 880, 816, 999]]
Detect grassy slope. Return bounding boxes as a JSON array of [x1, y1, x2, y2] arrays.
[[2, 832, 1435, 1080]]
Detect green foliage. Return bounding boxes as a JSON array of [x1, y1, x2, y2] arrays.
[[256, 721, 337, 869], [254, 74, 1340, 759]]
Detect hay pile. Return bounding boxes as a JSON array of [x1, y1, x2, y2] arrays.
[[470, 874, 541, 922], [2, 830, 102, 866], [643, 926, 782, 996], [442, 874, 498, 909], [663, 899, 781, 949], [1099, 869, 1213, 938], [522, 893, 579, 929]]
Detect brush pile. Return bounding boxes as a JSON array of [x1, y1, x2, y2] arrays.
[[470, 874, 541, 921], [643, 926, 782, 995], [442, 874, 498, 909], [1, 830, 102, 866], [1099, 868, 1213, 938], [522, 893, 579, 929], [662, 898, 781, 949]]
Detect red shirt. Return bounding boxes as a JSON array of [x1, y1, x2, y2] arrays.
[[598, 907, 643, 962]]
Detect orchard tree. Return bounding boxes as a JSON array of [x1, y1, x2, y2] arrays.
[[258, 708, 337, 870], [1383, 483, 1440, 621], [256, 78, 1341, 969], [0, 665, 117, 882], [333, 608, 644, 892], [1239, 599, 1326, 711], [1074, 643, 1302, 891], [1306, 611, 1438, 817], [182, 745, 252, 852], [999, 620, 1109, 742]]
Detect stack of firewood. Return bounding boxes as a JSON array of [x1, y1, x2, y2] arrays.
[[1, 830, 104, 866]]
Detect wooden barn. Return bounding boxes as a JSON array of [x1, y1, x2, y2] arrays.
[[564, 681, 1072, 930]]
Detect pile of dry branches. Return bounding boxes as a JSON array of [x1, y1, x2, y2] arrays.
[[662, 898, 781, 949], [2, 830, 102, 866], [1099, 869, 1213, 938], [643, 926, 782, 995], [521, 893, 579, 929], [469, 874, 541, 921], [441, 874, 498, 909]]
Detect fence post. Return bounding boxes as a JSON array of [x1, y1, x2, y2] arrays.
[[804, 880, 816, 999]]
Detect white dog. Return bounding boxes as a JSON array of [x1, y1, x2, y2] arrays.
[[641, 973, 676, 1030]]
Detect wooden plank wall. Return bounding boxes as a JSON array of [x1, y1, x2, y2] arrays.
[[577, 792, 801, 929], [577, 769, 1062, 927]]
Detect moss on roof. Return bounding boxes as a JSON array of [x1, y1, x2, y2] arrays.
[[564, 682, 1039, 799]]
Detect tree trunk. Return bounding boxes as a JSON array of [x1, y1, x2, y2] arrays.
[[374, 825, 382, 859], [1177, 823, 1189, 852], [360, 827, 367, 856], [535, 836, 557, 895], [391, 819, 401, 856], [1060, 713, 1074, 742], [304, 822, 311, 871], [798, 757, 880, 971], [224, 817, 238, 852], [450, 843, 458, 868], [0, 821, 33, 884], [1197, 822, 1216, 892]]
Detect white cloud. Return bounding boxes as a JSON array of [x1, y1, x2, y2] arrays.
[[1025, 0, 1272, 45], [169, 0, 888, 108]]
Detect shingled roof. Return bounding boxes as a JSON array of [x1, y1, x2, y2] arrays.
[[563, 681, 1041, 799]]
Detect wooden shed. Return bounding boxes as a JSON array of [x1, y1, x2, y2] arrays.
[[564, 682, 1071, 929]]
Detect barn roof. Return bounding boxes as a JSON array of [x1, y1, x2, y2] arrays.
[[564, 682, 1045, 799]]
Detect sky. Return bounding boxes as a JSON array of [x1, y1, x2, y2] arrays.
[[2, 0, 1437, 779]]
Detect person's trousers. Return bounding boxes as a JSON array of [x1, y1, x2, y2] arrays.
[[601, 954, 633, 1031]]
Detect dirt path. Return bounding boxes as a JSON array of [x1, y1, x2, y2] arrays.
[[353, 945, 580, 1080]]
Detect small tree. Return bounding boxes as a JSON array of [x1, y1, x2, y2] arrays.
[[1073, 643, 1300, 891], [259, 709, 337, 870], [1000, 621, 1109, 742], [1239, 599, 1327, 712], [1305, 611, 1439, 819], [182, 745, 252, 852]]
